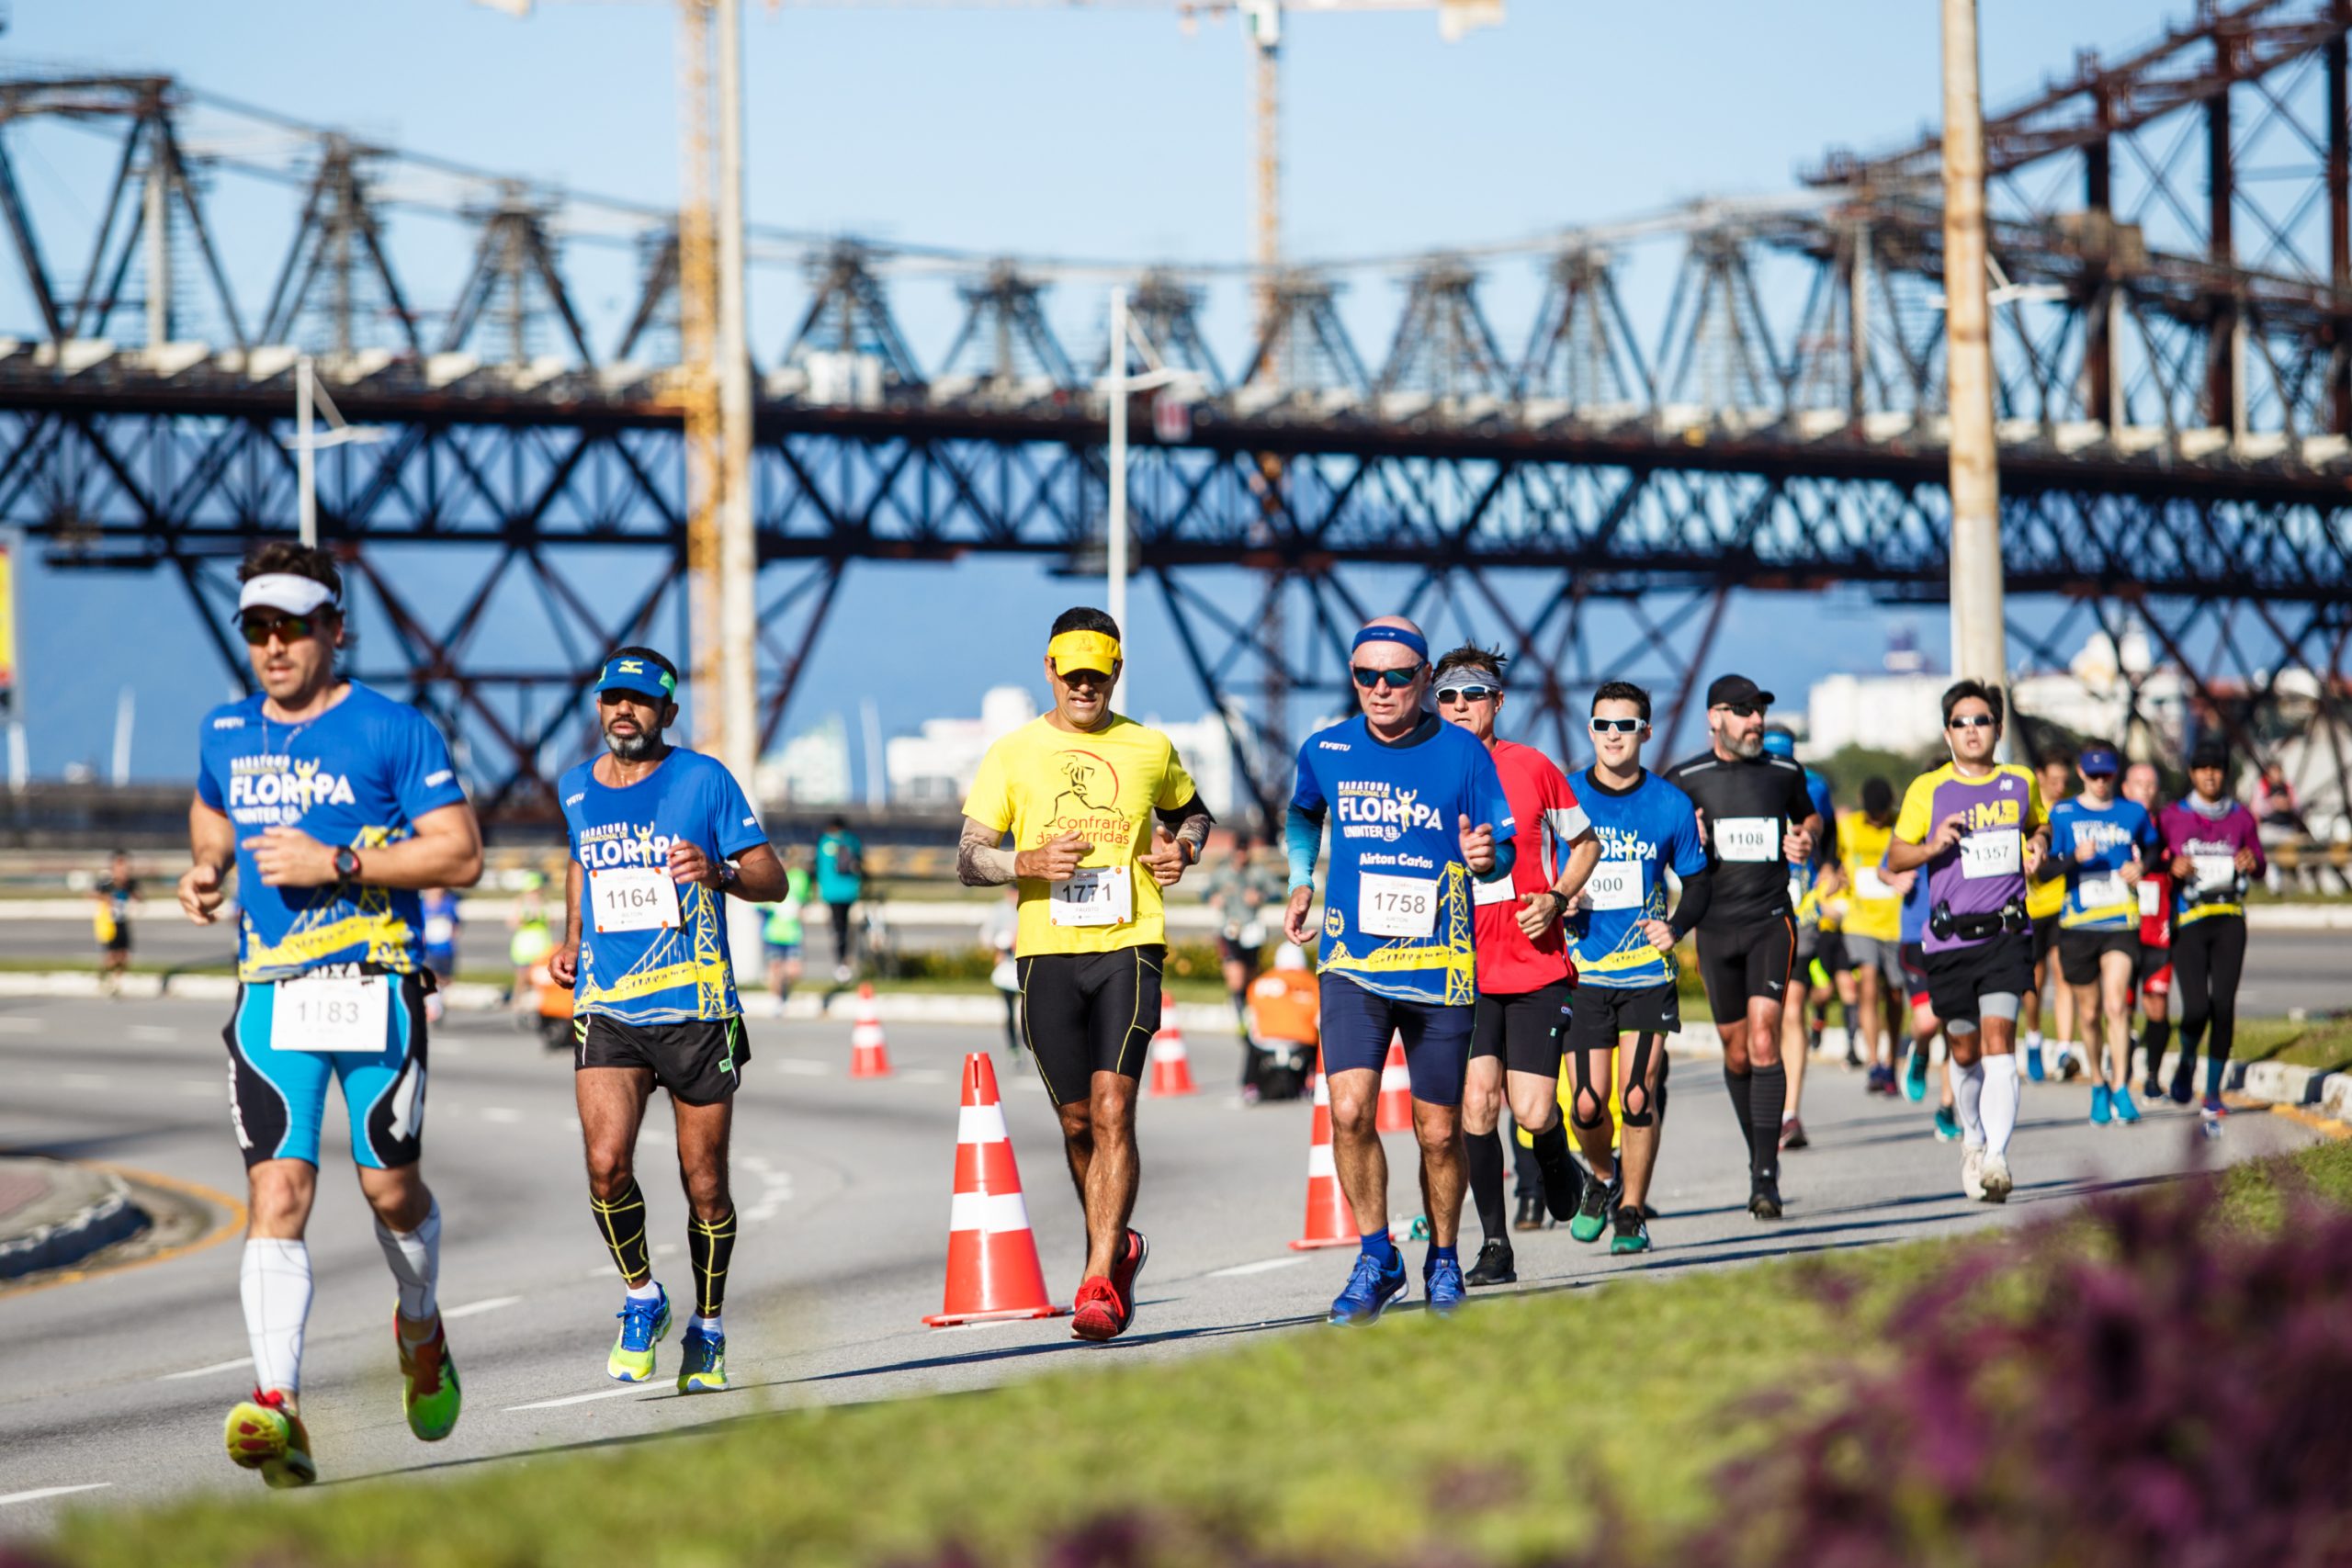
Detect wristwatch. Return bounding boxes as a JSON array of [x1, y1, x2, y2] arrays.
[[333, 846, 363, 883], [714, 860, 738, 891]]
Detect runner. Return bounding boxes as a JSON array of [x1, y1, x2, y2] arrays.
[[2021, 751, 2077, 1081], [1430, 643, 1600, 1286], [547, 646, 787, 1393], [1662, 674, 1820, 1220], [2121, 761, 2175, 1100], [1761, 726, 1840, 1152], [1282, 615, 1516, 1322], [1885, 680, 2050, 1202], [815, 816, 865, 983], [2159, 739, 2265, 1122], [2040, 743, 2159, 1126], [956, 608, 1212, 1341], [758, 847, 812, 1005], [182, 542, 484, 1488], [1838, 780, 1906, 1096], [92, 849, 137, 994], [1565, 682, 1712, 1255], [420, 886, 459, 1023], [1892, 848, 1962, 1139], [1205, 830, 1281, 1061]]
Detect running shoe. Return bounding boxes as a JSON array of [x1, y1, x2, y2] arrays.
[[1329, 1247, 1408, 1325], [1806, 1027, 1824, 1060], [2201, 1094, 2228, 1119], [1071, 1276, 1124, 1341], [1538, 1152, 1585, 1224], [1512, 1192, 1545, 1232], [395, 1313, 461, 1442], [1905, 1047, 1929, 1103], [1568, 1168, 1619, 1244], [1780, 1116, 1809, 1152], [2025, 1043, 2045, 1081], [2113, 1087, 2143, 1124], [1423, 1252, 1467, 1317], [2141, 1074, 2164, 1102], [2199, 1107, 2225, 1141], [2057, 1049, 2084, 1082], [2090, 1085, 2113, 1126], [676, 1325, 729, 1393], [1961, 1145, 1986, 1201], [1747, 1176, 1783, 1221], [1463, 1237, 1517, 1286], [1609, 1206, 1651, 1255], [1979, 1153, 2013, 1202], [1933, 1105, 1961, 1142], [1109, 1227, 1148, 1333], [608, 1284, 672, 1383], [224, 1390, 316, 1489], [1845, 1038, 1864, 1069], [2170, 1065, 2197, 1105]]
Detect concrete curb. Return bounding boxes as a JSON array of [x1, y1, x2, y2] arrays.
[[0, 1162, 151, 1280]]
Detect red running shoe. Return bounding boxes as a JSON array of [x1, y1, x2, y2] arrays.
[[1109, 1228, 1148, 1327], [1071, 1276, 1123, 1341]]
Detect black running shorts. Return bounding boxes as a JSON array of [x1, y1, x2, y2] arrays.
[[1018, 945, 1163, 1106], [1694, 915, 1796, 1023], [1470, 980, 1572, 1077], [1924, 931, 2035, 1030], [2031, 912, 2062, 967], [574, 1013, 749, 1105], [2057, 927, 2140, 988], [1563, 980, 1681, 1054]]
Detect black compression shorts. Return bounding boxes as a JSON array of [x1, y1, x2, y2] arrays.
[[1564, 980, 1681, 1051], [1924, 931, 2035, 1029], [2057, 927, 2140, 988], [1694, 915, 1796, 1022], [1470, 981, 1573, 1077], [574, 1013, 749, 1104], [1018, 945, 1163, 1105]]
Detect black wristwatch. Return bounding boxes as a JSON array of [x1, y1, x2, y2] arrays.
[[333, 845, 362, 883], [714, 860, 738, 892]]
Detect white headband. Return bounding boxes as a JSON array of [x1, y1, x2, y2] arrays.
[[238, 573, 338, 617]]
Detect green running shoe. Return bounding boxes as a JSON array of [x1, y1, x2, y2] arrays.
[[676, 1324, 728, 1393], [397, 1313, 462, 1442], [609, 1284, 672, 1383], [224, 1390, 316, 1489], [1608, 1206, 1651, 1255], [1568, 1168, 1618, 1244]]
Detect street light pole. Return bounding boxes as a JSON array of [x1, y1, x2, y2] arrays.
[[1106, 285, 1130, 711], [1942, 0, 2007, 694]]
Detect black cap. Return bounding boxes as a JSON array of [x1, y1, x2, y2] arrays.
[[2188, 737, 2230, 772], [1707, 673, 1775, 708], [1861, 777, 1894, 813]]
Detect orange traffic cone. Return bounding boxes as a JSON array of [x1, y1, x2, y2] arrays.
[[1290, 1052, 1361, 1250], [1375, 1034, 1413, 1133], [1148, 1021, 1199, 1097], [925, 1053, 1069, 1325], [849, 983, 893, 1078]]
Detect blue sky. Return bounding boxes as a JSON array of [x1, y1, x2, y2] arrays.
[[3, 0, 2164, 781]]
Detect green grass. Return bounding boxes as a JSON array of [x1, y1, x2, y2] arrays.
[[2232, 1017, 2352, 1077], [51, 1139, 2352, 1568]]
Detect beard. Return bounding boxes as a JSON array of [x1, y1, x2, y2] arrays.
[[603, 725, 661, 761], [1724, 729, 1764, 760]]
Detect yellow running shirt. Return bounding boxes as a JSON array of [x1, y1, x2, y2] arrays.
[[1838, 810, 1902, 942], [962, 715, 1200, 957]]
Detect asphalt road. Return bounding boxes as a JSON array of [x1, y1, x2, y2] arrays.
[[0, 994, 2319, 1538]]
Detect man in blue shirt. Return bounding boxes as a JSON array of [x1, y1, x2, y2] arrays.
[[181, 542, 484, 1489], [1282, 616, 1516, 1323], [548, 647, 787, 1394], [2036, 742, 2161, 1125]]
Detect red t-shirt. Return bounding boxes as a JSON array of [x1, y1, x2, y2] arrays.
[[1472, 739, 1590, 995]]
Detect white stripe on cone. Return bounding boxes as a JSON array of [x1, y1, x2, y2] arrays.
[[949, 1190, 1035, 1235], [1307, 1142, 1337, 1178], [956, 1102, 1010, 1145]]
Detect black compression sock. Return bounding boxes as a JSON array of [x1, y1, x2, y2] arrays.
[[687, 1208, 738, 1319], [1748, 1064, 1787, 1182], [1465, 1129, 1508, 1242], [2143, 1017, 2172, 1080], [1531, 1121, 1580, 1184], [590, 1177, 651, 1286], [1722, 1066, 1753, 1144]]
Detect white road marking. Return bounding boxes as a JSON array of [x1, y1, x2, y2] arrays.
[[0, 1016, 41, 1032], [1206, 1256, 1309, 1279], [61, 1073, 109, 1089], [0, 1483, 112, 1507], [481, 1107, 522, 1124], [159, 1356, 253, 1382], [504, 1384, 654, 1411], [775, 1059, 829, 1076], [129, 1024, 179, 1042], [442, 1294, 524, 1321]]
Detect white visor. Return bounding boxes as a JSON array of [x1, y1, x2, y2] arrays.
[[237, 573, 338, 618]]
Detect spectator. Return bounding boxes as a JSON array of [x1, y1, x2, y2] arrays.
[[815, 816, 865, 983], [92, 850, 137, 997], [1243, 942, 1320, 1102], [759, 846, 812, 1005], [2254, 760, 2304, 895], [1205, 831, 1282, 1046]]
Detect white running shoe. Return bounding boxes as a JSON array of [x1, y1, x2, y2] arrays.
[[1979, 1153, 2012, 1203], [1961, 1145, 1987, 1201]]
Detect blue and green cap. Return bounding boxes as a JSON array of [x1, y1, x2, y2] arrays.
[[593, 653, 678, 703]]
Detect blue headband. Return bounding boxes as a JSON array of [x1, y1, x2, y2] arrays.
[[1351, 625, 1429, 662]]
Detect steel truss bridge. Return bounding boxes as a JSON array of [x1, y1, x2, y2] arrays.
[[4, 0, 2352, 824]]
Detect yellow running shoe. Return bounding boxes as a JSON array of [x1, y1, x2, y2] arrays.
[[397, 1313, 462, 1441], [224, 1390, 317, 1489], [608, 1283, 671, 1383], [676, 1324, 727, 1393]]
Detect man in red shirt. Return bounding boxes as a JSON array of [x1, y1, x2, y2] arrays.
[[1432, 644, 1601, 1286], [2122, 761, 2174, 1100]]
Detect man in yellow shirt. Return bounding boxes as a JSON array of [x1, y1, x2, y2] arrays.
[[1837, 779, 1905, 1094], [956, 608, 1213, 1342]]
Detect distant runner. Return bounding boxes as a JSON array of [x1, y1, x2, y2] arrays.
[[92, 849, 138, 994], [1837, 781, 1905, 1096], [2021, 751, 2077, 1081], [2159, 739, 2265, 1123], [2121, 761, 2174, 1100], [2039, 743, 2159, 1126]]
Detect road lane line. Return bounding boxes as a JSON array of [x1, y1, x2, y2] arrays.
[[160, 1356, 253, 1382], [129, 1024, 179, 1042], [504, 1385, 654, 1411], [61, 1073, 110, 1089], [0, 1483, 112, 1507], [1206, 1257, 1309, 1278], [481, 1108, 522, 1124], [443, 1294, 525, 1320]]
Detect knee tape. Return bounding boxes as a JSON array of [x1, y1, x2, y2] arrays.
[[1619, 1032, 1660, 1127]]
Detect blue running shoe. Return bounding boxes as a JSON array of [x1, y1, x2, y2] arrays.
[[1423, 1253, 1467, 1317], [676, 1324, 727, 1393], [2090, 1085, 2112, 1126], [2025, 1043, 2045, 1081], [1933, 1105, 1961, 1142], [1329, 1247, 1408, 1325], [1904, 1047, 1929, 1103], [608, 1284, 671, 1382], [2113, 1087, 2142, 1124]]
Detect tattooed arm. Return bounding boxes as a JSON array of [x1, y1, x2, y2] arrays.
[[957, 816, 1017, 886]]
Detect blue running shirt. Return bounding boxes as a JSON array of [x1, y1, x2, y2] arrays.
[[1570, 767, 1708, 990], [2047, 796, 2160, 931], [1290, 714, 1515, 1007], [559, 748, 768, 1024], [197, 682, 468, 983]]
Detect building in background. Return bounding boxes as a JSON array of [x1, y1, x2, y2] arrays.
[[756, 712, 854, 807], [883, 684, 1244, 818]]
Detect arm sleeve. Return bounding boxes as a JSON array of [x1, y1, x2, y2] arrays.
[[711, 765, 767, 860], [1668, 864, 1714, 939], [1284, 802, 1325, 893], [961, 741, 1014, 836], [1479, 838, 1518, 885]]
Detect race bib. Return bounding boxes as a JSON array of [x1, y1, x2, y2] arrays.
[[424, 915, 457, 947], [1851, 864, 1891, 901], [1714, 817, 1777, 863], [2138, 879, 2164, 917], [2191, 853, 2238, 893], [271, 973, 391, 1055], [1584, 860, 1642, 912], [591, 865, 682, 932], [1960, 829, 2022, 879], [1049, 864, 1134, 928], [2076, 873, 2126, 910], [1357, 872, 1439, 940], [1472, 871, 1519, 908]]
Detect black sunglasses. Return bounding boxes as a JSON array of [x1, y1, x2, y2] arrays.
[[1435, 684, 1500, 705], [1589, 716, 1644, 734], [1351, 663, 1422, 690], [1712, 701, 1763, 719], [239, 613, 322, 645]]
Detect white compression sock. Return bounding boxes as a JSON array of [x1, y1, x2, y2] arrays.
[[1955, 1058, 1986, 1145], [1982, 1055, 2020, 1156], [2026, 1030, 2043, 1053], [240, 1238, 313, 1396], [626, 1279, 662, 1303], [374, 1199, 441, 1323], [688, 1313, 723, 1338]]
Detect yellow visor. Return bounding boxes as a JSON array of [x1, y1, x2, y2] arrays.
[[1047, 629, 1122, 676]]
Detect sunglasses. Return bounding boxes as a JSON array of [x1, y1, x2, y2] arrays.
[[1351, 663, 1423, 690], [1589, 716, 1644, 734], [1056, 666, 1114, 685], [1435, 684, 1499, 705], [1947, 714, 1998, 730], [239, 613, 322, 645], [1712, 702, 1763, 719]]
